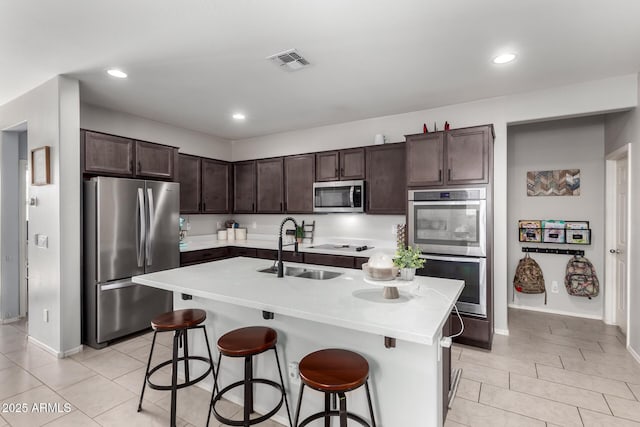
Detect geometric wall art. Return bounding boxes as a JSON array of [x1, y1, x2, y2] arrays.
[[527, 169, 580, 196]]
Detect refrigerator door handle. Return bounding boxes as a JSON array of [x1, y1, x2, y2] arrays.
[[137, 188, 146, 268], [146, 187, 155, 267], [100, 280, 137, 291]]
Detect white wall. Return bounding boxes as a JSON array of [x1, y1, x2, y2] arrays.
[[0, 76, 81, 355], [507, 116, 605, 318], [604, 73, 640, 356], [80, 103, 232, 160]]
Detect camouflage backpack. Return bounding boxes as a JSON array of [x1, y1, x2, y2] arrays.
[[513, 254, 546, 304], [565, 255, 599, 299]]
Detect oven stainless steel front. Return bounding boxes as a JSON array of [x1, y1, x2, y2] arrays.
[[417, 254, 487, 317], [408, 188, 486, 257], [313, 180, 365, 213]]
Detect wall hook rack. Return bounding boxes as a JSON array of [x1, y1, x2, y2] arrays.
[[522, 247, 585, 256]]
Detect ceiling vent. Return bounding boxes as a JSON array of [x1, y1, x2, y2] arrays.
[[266, 49, 310, 71]]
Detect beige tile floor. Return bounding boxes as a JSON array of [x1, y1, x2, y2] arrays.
[[446, 308, 640, 426], [1, 308, 639, 426], [0, 319, 283, 427]]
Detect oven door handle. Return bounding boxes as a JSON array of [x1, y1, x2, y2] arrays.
[[420, 254, 484, 263], [349, 185, 355, 207]]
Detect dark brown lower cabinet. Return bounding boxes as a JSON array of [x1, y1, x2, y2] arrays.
[[255, 249, 304, 262], [450, 314, 492, 350], [180, 247, 230, 266], [354, 257, 368, 269], [228, 247, 258, 258], [303, 253, 355, 268]]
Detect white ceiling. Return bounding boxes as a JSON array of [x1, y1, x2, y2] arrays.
[[2, 0, 640, 140]]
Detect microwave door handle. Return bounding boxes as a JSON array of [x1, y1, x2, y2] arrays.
[[146, 187, 155, 267], [137, 188, 145, 268], [349, 186, 355, 207]]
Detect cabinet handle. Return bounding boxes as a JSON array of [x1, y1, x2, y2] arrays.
[[448, 169, 451, 181], [280, 202, 283, 211], [203, 202, 206, 211], [137, 161, 141, 172], [284, 201, 287, 212], [438, 170, 442, 181], [335, 168, 339, 177], [252, 203, 255, 212]]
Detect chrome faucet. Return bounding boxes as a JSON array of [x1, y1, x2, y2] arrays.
[[278, 217, 299, 277]]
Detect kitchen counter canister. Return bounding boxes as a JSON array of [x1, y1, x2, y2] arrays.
[[132, 257, 463, 426]]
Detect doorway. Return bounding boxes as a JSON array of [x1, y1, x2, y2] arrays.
[[605, 143, 631, 341]]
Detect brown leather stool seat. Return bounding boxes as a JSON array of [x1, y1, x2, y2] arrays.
[[294, 349, 376, 427], [138, 309, 216, 427], [208, 326, 292, 427], [152, 308, 207, 331]]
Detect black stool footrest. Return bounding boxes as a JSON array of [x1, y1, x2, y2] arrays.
[[147, 355, 213, 391], [298, 410, 371, 427], [212, 378, 284, 426]]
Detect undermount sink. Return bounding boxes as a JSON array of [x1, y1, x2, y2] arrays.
[[258, 266, 342, 280]]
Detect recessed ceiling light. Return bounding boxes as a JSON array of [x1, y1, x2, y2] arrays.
[[107, 69, 128, 78], [232, 113, 246, 120], [493, 53, 516, 64]]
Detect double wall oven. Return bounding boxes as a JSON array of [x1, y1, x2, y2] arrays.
[[408, 188, 488, 317]]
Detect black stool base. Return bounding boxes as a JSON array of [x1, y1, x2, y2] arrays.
[[294, 382, 376, 427], [212, 378, 285, 426], [298, 410, 371, 427]]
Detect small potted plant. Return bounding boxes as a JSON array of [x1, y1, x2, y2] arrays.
[[295, 226, 304, 244], [393, 246, 425, 281]]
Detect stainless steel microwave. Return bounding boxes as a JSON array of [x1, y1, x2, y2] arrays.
[[313, 180, 365, 213]]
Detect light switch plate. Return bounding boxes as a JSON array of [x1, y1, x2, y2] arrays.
[[35, 234, 48, 248]]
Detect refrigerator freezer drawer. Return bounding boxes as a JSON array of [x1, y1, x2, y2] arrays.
[[96, 280, 172, 343]]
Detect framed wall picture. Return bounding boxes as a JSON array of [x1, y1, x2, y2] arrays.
[[31, 146, 51, 185]]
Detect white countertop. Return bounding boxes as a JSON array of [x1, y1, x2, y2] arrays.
[[180, 234, 395, 258], [132, 257, 463, 346]]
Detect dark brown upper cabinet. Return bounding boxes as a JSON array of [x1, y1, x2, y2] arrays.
[[256, 158, 284, 213], [445, 126, 492, 185], [315, 148, 365, 182], [234, 160, 256, 213], [178, 154, 201, 214], [178, 155, 231, 214], [82, 130, 177, 180], [202, 158, 231, 213], [135, 140, 177, 180], [284, 154, 315, 213], [83, 131, 135, 176], [366, 143, 406, 214], [406, 124, 493, 187]]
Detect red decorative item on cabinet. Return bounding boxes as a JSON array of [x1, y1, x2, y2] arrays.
[[444, 121, 450, 131], [423, 123, 428, 133]]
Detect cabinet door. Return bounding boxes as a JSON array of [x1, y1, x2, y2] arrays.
[[233, 160, 256, 213], [366, 144, 406, 214], [135, 141, 176, 180], [406, 133, 444, 187], [202, 159, 231, 213], [340, 148, 365, 180], [178, 154, 201, 214], [284, 154, 315, 213], [83, 131, 134, 176], [445, 126, 491, 185], [256, 158, 284, 213], [315, 151, 340, 182]]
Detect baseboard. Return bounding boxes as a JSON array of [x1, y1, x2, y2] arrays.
[[28, 336, 62, 358], [1, 317, 21, 324], [62, 345, 84, 358], [628, 345, 640, 365], [494, 328, 509, 336], [508, 304, 603, 320]]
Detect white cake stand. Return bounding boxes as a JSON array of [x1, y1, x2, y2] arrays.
[[363, 276, 415, 299]]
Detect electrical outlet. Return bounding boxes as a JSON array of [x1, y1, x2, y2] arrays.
[[43, 309, 49, 323], [551, 280, 559, 293], [288, 361, 300, 385]]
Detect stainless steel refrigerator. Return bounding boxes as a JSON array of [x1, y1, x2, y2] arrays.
[[83, 176, 178, 348]]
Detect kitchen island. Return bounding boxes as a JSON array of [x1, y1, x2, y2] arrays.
[[132, 257, 463, 426]]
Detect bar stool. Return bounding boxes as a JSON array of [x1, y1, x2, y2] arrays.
[[294, 349, 376, 427], [138, 308, 216, 427], [208, 326, 292, 427]]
